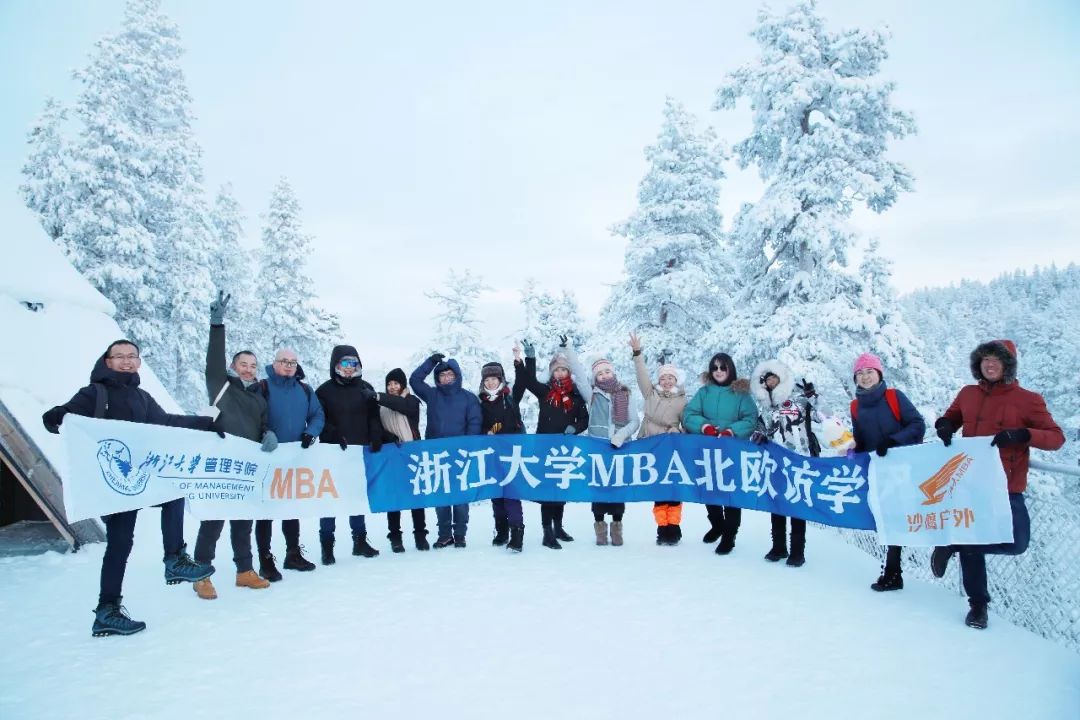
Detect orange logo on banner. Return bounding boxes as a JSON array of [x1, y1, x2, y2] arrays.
[[269, 467, 340, 499], [918, 452, 972, 506]]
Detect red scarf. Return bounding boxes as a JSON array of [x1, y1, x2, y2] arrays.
[[546, 376, 576, 412]]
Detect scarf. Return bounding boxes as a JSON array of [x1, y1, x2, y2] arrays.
[[483, 383, 508, 402], [379, 389, 416, 443], [546, 376, 576, 412], [595, 376, 630, 425]]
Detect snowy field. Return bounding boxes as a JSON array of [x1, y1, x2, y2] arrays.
[[1, 503, 1077, 720]]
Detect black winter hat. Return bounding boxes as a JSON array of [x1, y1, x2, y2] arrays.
[[481, 362, 506, 383], [385, 368, 407, 389]]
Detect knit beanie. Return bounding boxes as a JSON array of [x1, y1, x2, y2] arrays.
[[549, 353, 570, 375], [657, 364, 679, 382], [852, 352, 883, 381], [591, 358, 614, 379], [385, 367, 407, 389]]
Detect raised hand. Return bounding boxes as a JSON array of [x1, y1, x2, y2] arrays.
[[209, 290, 231, 325], [558, 334, 569, 348], [629, 332, 642, 354], [427, 352, 446, 365], [512, 342, 522, 361], [522, 339, 535, 358]]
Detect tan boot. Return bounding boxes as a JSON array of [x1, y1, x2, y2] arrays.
[[610, 521, 624, 546], [193, 578, 217, 600], [593, 521, 609, 546], [236, 570, 270, 589]]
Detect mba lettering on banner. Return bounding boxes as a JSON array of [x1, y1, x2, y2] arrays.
[[866, 437, 1013, 546], [61, 415, 369, 521]]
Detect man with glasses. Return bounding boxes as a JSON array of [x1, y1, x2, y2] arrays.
[[42, 339, 217, 637], [255, 347, 325, 575]]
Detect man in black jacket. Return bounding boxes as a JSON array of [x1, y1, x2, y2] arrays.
[[42, 339, 216, 637], [191, 293, 280, 598], [315, 345, 384, 564]]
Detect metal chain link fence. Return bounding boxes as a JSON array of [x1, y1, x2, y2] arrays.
[[829, 465, 1080, 654]]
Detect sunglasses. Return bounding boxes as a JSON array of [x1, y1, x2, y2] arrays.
[[339, 359, 360, 368]]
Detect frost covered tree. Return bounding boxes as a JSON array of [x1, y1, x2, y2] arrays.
[[421, 269, 491, 391], [253, 178, 340, 386], [208, 183, 257, 352], [600, 97, 731, 373], [20, 97, 73, 244], [709, 0, 918, 403]]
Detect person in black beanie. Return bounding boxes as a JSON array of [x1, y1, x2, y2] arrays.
[[479, 351, 528, 552], [374, 368, 429, 552]]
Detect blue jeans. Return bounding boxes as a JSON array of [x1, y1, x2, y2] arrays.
[[436, 504, 470, 540], [319, 514, 367, 540], [958, 493, 1030, 605]]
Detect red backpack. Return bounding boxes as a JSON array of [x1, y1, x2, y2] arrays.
[[851, 389, 901, 422]]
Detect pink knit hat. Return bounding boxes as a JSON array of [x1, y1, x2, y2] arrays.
[[853, 352, 883, 379], [657, 364, 679, 382], [591, 358, 614, 378]]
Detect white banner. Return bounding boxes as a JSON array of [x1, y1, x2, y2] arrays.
[[61, 415, 369, 521], [866, 437, 1014, 546]]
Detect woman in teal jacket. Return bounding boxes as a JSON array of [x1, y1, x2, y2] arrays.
[[683, 352, 757, 554]]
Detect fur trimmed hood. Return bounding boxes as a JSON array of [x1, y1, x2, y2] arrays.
[[971, 339, 1017, 383], [751, 359, 795, 407]]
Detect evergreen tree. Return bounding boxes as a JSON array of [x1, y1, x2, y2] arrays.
[[20, 97, 73, 245], [209, 183, 256, 353], [423, 269, 491, 391], [709, 0, 917, 403], [600, 97, 731, 373]]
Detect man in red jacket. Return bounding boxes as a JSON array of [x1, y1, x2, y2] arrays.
[[930, 339, 1064, 629]]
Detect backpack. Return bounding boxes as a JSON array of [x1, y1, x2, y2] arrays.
[[92, 382, 108, 419], [850, 389, 901, 422]]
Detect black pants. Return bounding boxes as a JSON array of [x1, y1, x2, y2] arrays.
[[706, 504, 741, 535], [254, 518, 300, 555], [387, 508, 428, 535], [884, 545, 903, 574], [769, 513, 805, 553], [958, 493, 1030, 605], [194, 519, 254, 573], [592, 502, 624, 522], [99, 498, 185, 605], [540, 501, 566, 530]]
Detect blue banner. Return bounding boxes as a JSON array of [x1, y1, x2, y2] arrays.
[[365, 434, 874, 530]]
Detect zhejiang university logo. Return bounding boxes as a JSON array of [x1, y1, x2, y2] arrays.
[[96, 439, 151, 496], [919, 452, 973, 506]]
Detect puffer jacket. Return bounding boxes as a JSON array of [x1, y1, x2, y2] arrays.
[[261, 363, 325, 442], [409, 356, 482, 439], [206, 323, 268, 442], [851, 381, 924, 452], [683, 378, 756, 438], [633, 354, 686, 438]]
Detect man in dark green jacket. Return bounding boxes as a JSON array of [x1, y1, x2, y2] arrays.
[[192, 292, 279, 597]]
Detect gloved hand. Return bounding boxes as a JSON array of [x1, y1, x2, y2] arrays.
[[991, 428, 1031, 447], [300, 433, 315, 449], [209, 290, 230, 325], [934, 419, 956, 447], [358, 388, 376, 403], [558, 334, 569, 348], [719, 429, 734, 437], [796, 379, 816, 398], [702, 424, 720, 437], [875, 439, 895, 457], [339, 441, 348, 451], [260, 430, 278, 453], [564, 425, 577, 435], [42, 406, 66, 434], [215, 429, 226, 439], [750, 430, 768, 445], [522, 339, 535, 359], [428, 352, 445, 365]]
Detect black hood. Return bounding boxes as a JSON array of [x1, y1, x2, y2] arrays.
[[329, 345, 361, 381], [90, 352, 140, 387]]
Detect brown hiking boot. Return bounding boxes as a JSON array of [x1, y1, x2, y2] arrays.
[[610, 521, 624, 546], [193, 578, 217, 600], [236, 570, 270, 589]]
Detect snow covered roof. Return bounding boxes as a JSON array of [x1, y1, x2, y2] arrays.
[[0, 234, 180, 479]]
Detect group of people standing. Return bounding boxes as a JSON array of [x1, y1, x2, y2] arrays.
[[42, 293, 1064, 637]]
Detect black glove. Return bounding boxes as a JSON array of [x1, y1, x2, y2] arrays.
[[209, 290, 230, 325], [796, 379, 816, 398], [875, 439, 895, 457], [750, 430, 768, 445], [339, 441, 348, 451], [558, 334, 569, 348], [428, 352, 445, 365], [215, 429, 226, 439], [42, 406, 66, 434], [359, 388, 376, 402], [370, 439, 382, 453], [991, 428, 1031, 447], [301, 433, 315, 449], [934, 419, 956, 447]]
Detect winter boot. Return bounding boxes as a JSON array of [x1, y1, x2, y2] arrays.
[[670, 524, 682, 545], [388, 532, 406, 554], [507, 525, 524, 552], [283, 545, 316, 571], [92, 599, 146, 637], [870, 570, 904, 592], [164, 550, 214, 585], [542, 526, 562, 550], [610, 521, 624, 547], [454, 535, 467, 548], [965, 601, 989, 630], [656, 525, 668, 546], [259, 553, 283, 582], [715, 534, 736, 555], [555, 526, 574, 543], [594, 521, 609, 546], [931, 546, 955, 578], [352, 534, 380, 558], [235, 570, 270, 589], [786, 518, 806, 567], [765, 514, 789, 562], [433, 536, 455, 549], [414, 530, 430, 551], [492, 519, 510, 547], [193, 578, 217, 600], [320, 536, 336, 566]]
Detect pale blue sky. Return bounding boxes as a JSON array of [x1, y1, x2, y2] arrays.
[[2, 0, 1078, 368]]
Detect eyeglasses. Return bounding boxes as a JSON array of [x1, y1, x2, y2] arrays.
[[108, 354, 140, 361], [275, 359, 298, 368], [339, 359, 360, 368]]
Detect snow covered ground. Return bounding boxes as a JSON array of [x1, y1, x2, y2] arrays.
[[1, 503, 1076, 720]]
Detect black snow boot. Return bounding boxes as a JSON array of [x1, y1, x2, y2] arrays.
[[785, 518, 806, 567], [656, 525, 668, 546], [388, 532, 406, 554], [414, 530, 430, 551], [764, 513, 789, 562], [92, 599, 146, 637], [352, 534, 380, 558], [454, 535, 467, 548], [554, 526, 574, 542], [259, 553, 283, 582], [542, 526, 562, 550], [283, 545, 316, 571], [507, 525, 524, 552], [492, 518, 510, 546], [433, 536, 455, 549], [320, 536, 336, 566], [965, 601, 989, 630], [871, 570, 904, 592]]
